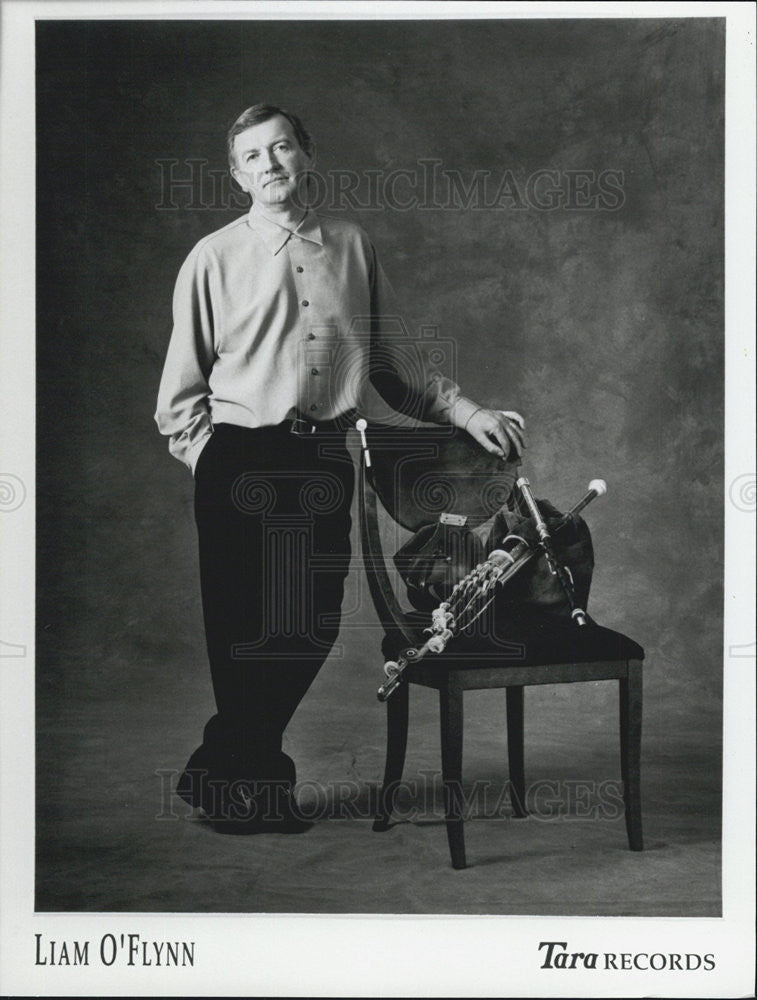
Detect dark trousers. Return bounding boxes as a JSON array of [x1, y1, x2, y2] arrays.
[[178, 421, 354, 810]]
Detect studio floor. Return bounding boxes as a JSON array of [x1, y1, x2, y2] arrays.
[[36, 623, 721, 916]]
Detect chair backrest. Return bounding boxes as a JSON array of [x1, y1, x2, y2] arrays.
[[357, 420, 520, 644]]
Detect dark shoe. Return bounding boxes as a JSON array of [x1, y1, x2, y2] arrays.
[[176, 740, 297, 812], [211, 801, 314, 835], [211, 814, 313, 836], [206, 780, 313, 835], [256, 792, 313, 834], [259, 815, 313, 834]]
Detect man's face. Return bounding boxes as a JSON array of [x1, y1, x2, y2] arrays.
[[231, 114, 312, 210]]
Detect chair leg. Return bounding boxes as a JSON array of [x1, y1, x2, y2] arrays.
[[506, 686, 527, 818], [619, 660, 644, 851], [439, 679, 466, 869], [373, 679, 410, 832]]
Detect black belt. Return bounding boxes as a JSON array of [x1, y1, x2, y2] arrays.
[[288, 410, 354, 437], [212, 414, 352, 440]]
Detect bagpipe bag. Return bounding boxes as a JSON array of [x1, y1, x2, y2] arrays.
[[393, 497, 594, 622]]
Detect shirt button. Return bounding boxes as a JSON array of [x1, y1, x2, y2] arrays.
[[302, 300, 309, 307], [296, 266, 304, 273], [311, 368, 319, 376], [310, 404, 318, 411]]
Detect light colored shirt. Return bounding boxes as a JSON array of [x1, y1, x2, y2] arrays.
[[155, 204, 479, 472]]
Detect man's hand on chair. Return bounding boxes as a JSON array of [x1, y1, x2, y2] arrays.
[[464, 408, 526, 461]]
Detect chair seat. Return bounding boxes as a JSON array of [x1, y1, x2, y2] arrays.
[[382, 610, 644, 669]]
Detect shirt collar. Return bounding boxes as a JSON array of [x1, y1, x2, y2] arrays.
[[247, 203, 324, 255]]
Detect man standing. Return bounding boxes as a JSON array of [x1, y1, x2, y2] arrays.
[[155, 104, 524, 834]]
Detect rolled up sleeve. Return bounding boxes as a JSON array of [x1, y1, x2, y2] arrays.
[[155, 246, 217, 473]]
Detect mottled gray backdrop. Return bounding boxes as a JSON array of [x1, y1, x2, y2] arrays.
[[36, 18, 724, 912]]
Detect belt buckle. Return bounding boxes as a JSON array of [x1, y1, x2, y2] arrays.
[[290, 417, 317, 437]]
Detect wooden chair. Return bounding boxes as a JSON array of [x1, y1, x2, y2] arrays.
[[356, 421, 644, 869]]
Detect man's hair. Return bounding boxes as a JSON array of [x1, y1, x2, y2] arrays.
[[226, 104, 313, 167]]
